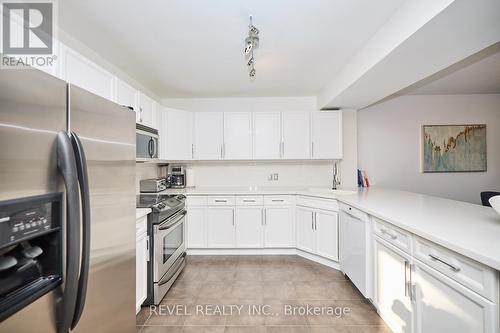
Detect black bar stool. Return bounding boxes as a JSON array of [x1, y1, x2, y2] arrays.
[[480, 191, 500, 207]]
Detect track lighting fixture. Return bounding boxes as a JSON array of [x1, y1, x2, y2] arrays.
[[244, 15, 260, 79]]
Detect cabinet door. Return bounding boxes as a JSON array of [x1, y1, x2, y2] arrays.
[[282, 112, 310, 159], [235, 207, 263, 248], [311, 111, 342, 159], [264, 207, 294, 248], [223, 112, 252, 159], [414, 262, 497, 333], [315, 210, 338, 261], [187, 207, 206, 248], [296, 207, 315, 253], [374, 237, 413, 333], [115, 79, 138, 111], [62, 47, 114, 101], [193, 112, 223, 160], [253, 112, 282, 159], [138, 93, 155, 128], [207, 208, 235, 248], [161, 108, 193, 160], [136, 234, 148, 313]]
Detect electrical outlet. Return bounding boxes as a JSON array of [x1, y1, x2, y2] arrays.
[[273, 173, 279, 181], [268, 174, 273, 181]]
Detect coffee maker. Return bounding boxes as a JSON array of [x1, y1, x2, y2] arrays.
[[168, 165, 186, 188]]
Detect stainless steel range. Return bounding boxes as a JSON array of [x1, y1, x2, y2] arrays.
[[136, 194, 186, 305]]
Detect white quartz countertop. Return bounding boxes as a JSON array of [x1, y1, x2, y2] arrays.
[[159, 186, 500, 271], [337, 188, 500, 271], [159, 186, 356, 199], [136, 208, 151, 220]]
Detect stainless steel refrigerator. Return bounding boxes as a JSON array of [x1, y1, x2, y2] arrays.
[[0, 68, 136, 332]]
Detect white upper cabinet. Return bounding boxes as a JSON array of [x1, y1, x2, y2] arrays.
[[158, 107, 193, 160], [138, 92, 156, 128], [223, 112, 253, 160], [115, 79, 138, 115], [193, 112, 224, 160], [311, 111, 342, 159], [282, 112, 311, 159], [253, 112, 282, 159], [62, 47, 115, 101]]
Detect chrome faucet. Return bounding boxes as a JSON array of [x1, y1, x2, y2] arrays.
[[332, 162, 341, 190]]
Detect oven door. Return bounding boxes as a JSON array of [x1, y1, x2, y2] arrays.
[[153, 210, 186, 282]]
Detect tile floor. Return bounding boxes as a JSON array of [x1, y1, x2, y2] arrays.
[[136, 256, 391, 333]]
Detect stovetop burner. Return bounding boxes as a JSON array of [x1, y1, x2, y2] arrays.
[[136, 194, 186, 223]]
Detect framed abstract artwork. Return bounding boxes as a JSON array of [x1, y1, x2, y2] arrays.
[[422, 124, 487, 172]]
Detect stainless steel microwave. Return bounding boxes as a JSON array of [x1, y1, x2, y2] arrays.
[[136, 124, 158, 160]]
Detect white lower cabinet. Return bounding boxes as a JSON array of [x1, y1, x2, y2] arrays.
[[296, 207, 315, 253], [373, 221, 499, 333], [413, 261, 497, 333], [136, 216, 148, 314], [207, 207, 235, 248], [235, 207, 263, 248], [296, 206, 339, 260], [263, 207, 294, 248], [315, 210, 339, 261], [374, 236, 413, 333], [186, 207, 207, 248]]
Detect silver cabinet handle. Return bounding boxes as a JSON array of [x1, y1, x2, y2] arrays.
[[146, 236, 150, 262], [272, 199, 284, 202], [428, 254, 461, 272], [139, 107, 143, 122], [380, 228, 397, 239], [232, 209, 235, 226], [220, 144, 223, 159], [215, 200, 227, 203], [404, 260, 409, 297], [243, 200, 255, 202], [311, 142, 314, 158], [191, 144, 194, 159]]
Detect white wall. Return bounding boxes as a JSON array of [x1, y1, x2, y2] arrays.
[[358, 94, 500, 204], [162, 97, 358, 188]]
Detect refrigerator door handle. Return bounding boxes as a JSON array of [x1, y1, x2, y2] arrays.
[[70, 132, 91, 330], [56, 131, 81, 333]]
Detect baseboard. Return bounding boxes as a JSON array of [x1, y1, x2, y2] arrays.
[[186, 247, 340, 270], [295, 249, 341, 270], [186, 248, 296, 256]]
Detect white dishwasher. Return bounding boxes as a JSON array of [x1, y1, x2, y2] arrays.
[[339, 203, 372, 298]]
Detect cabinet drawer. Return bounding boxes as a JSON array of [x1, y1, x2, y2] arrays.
[[373, 217, 411, 254], [296, 195, 338, 211], [264, 195, 294, 206], [236, 196, 263, 206], [186, 196, 207, 206], [136, 216, 147, 237], [207, 196, 235, 206], [413, 236, 498, 302]]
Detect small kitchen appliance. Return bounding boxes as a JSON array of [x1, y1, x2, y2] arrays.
[[140, 178, 168, 193], [168, 165, 186, 188]]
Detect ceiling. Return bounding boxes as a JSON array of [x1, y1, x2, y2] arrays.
[[409, 47, 500, 95], [59, 0, 405, 98]]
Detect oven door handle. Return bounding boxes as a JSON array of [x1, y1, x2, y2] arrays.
[[158, 253, 186, 286], [158, 210, 187, 231]]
